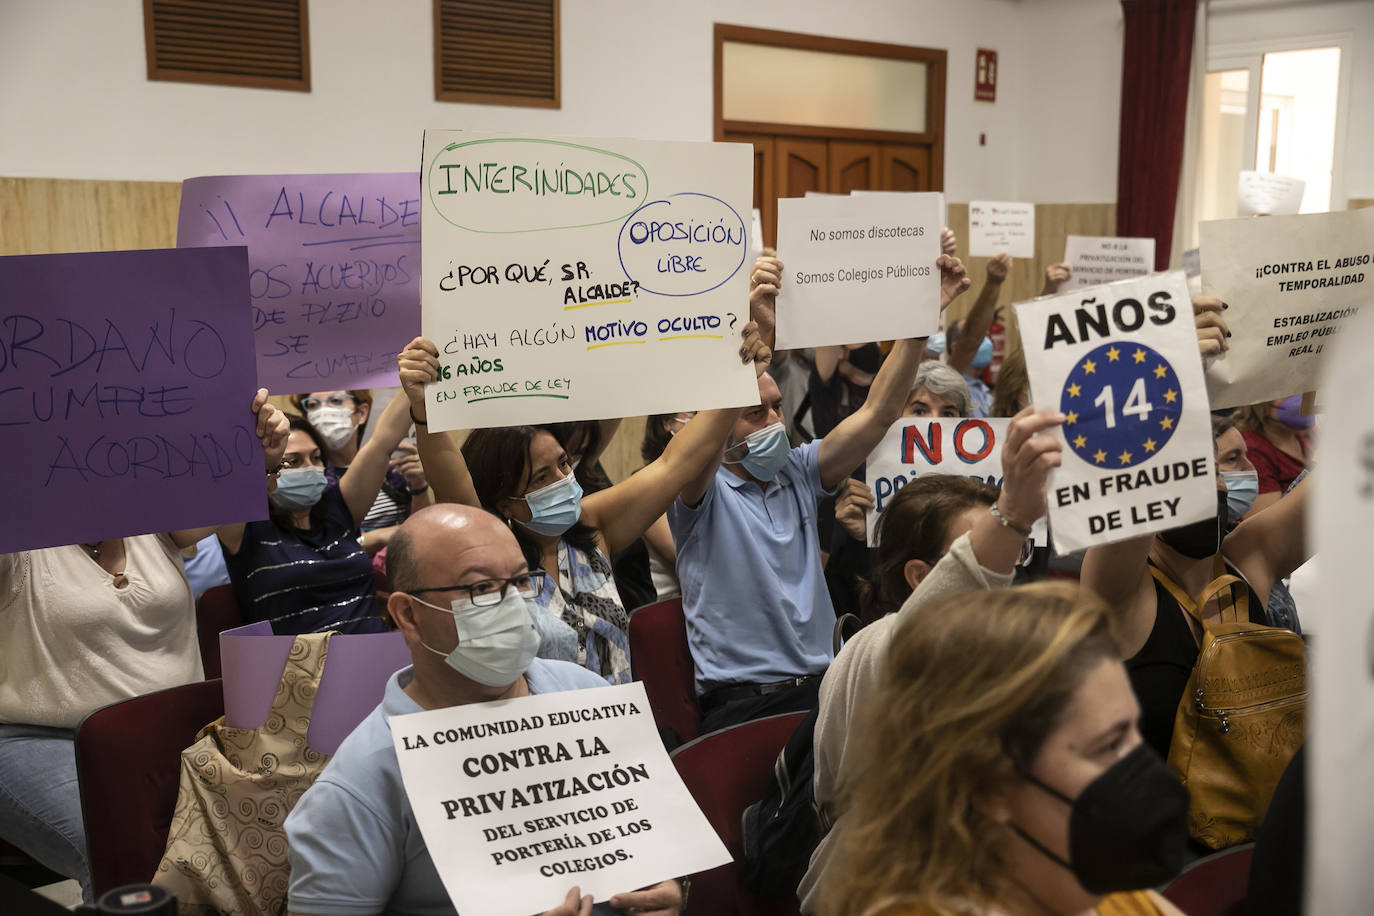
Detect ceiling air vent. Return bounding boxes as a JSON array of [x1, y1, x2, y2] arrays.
[[434, 0, 560, 108], [144, 0, 311, 92]]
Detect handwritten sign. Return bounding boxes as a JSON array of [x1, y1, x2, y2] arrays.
[[1200, 209, 1372, 408], [178, 173, 420, 394], [750, 208, 764, 258], [865, 417, 1046, 547], [1237, 171, 1306, 216], [1016, 272, 1215, 554], [0, 247, 264, 553], [392, 682, 729, 916], [1310, 305, 1374, 914], [1064, 235, 1156, 288], [968, 201, 1035, 258], [773, 192, 942, 349], [420, 132, 758, 431]]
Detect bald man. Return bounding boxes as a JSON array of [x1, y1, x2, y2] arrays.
[[285, 505, 681, 916]]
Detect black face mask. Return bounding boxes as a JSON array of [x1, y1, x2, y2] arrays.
[[1157, 489, 1228, 559], [1008, 744, 1190, 895]]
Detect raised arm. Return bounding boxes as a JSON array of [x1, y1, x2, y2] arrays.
[[947, 252, 1009, 375], [749, 254, 782, 351], [1080, 532, 1159, 657], [337, 393, 410, 528], [584, 324, 771, 555], [1224, 473, 1312, 598], [816, 255, 970, 489], [966, 407, 1062, 573], [397, 337, 481, 508]]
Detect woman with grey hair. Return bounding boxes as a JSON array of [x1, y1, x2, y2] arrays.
[[903, 360, 973, 419]]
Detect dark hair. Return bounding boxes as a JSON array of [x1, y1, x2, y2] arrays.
[[269, 414, 332, 531], [540, 420, 612, 492], [860, 475, 1001, 620], [640, 413, 677, 464], [387, 524, 419, 594], [462, 425, 602, 568], [1211, 410, 1240, 441], [990, 346, 1028, 418]]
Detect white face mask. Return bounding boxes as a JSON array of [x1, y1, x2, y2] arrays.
[[411, 589, 541, 687], [307, 405, 357, 451]]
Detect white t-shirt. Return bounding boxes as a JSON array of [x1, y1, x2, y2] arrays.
[[0, 534, 204, 729]]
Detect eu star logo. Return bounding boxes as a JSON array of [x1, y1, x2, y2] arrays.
[[1058, 342, 1183, 469]]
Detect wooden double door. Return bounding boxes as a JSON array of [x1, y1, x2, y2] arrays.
[[728, 132, 935, 250]]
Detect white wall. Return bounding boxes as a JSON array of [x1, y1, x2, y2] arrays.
[[0, 0, 1124, 203], [1209, 0, 1374, 202]]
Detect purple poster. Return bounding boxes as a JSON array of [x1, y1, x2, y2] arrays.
[[0, 247, 265, 554], [177, 173, 421, 394]]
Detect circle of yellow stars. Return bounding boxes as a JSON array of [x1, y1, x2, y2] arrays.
[[1059, 341, 1182, 469]]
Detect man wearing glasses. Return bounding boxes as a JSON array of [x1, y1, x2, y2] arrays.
[[285, 504, 681, 916]]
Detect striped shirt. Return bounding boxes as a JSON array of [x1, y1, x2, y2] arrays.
[[223, 486, 384, 634]]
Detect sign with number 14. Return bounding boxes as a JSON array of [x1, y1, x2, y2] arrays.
[[1015, 272, 1216, 554]]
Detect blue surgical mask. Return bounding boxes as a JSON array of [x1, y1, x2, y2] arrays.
[[726, 422, 791, 481], [971, 336, 994, 370], [925, 332, 947, 358], [269, 466, 327, 511], [1221, 470, 1259, 523], [413, 590, 541, 687], [518, 473, 584, 536]]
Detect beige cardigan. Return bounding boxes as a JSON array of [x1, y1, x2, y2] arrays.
[[798, 531, 1014, 913]]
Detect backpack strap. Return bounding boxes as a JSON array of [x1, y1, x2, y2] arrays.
[[1149, 554, 1249, 633]]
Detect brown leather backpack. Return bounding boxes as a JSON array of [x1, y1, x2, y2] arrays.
[[1153, 559, 1305, 850]]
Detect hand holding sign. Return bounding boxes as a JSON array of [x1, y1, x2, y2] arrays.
[[998, 407, 1066, 532], [749, 255, 783, 345], [1041, 263, 1072, 297], [1192, 297, 1230, 360], [939, 254, 973, 308]]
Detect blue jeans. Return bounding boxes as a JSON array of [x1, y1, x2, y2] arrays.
[[0, 724, 92, 902]]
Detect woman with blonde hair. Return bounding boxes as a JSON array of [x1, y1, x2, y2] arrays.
[[819, 582, 1190, 916]]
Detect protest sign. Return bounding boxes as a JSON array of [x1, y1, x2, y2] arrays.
[[1310, 306, 1374, 914], [968, 201, 1035, 257], [1237, 170, 1306, 216], [750, 208, 764, 258], [773, 192, 942, 349], [178, 173, 420, 394], [220, 621, 410, 755], [1200, 208, 1372, 408], [0, 247, 263, 553], [420, 132, 759, 431], [1064, 235, 1155, 288], [865, 417, 1046, 547], [1016, 272, 1215, 554], [392, 681, 729, 916]]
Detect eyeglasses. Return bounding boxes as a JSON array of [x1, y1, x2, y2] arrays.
[[407, 570, 547, 607], [300, 394, 356, 411]]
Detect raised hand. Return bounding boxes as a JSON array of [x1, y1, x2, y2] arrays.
[[938, 254, 972, 309], [397, 337, 441, 422], [251, 387, 290, 468], [834, 478, 876, 542], [1041, 262, 1071, 296], [1192, 296, 1229, 359], [941, 226, 958, 256], [749, 255, 783, 342], [998, 406, 1065, 529], [739, 320, 773, 378], [987, 252, 1012, 283]]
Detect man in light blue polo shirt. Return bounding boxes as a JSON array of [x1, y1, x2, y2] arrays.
[[670, 255, 971, 733], [285, 505, 681, 916]]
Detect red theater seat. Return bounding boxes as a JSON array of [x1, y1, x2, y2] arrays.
[[74, 679, 225, 896], [629, 597, 701, 744]]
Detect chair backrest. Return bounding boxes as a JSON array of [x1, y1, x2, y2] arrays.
[[1161, 843, 1254, 916], [628, 597, 700, 743], [671, 712, 808, 916], [195, 585, 243, 679], [75, 679, 225, 896]]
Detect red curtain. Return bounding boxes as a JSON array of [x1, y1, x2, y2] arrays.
[[1116, 0, 1198, 269]]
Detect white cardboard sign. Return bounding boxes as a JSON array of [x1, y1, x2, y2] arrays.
[[420, 131, 759, 431], [968, 201, 1035, 258], [865, 417, 1046, 547], [774, 192, 943, 349], [1015, 272, 1215, 554], [1200, 209, 1372, 409], [391, 682, 729, 916], [1310, 305, 1374, 915], [1237, 170, 1306, 216], [1064, 235, 1156, 289]]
